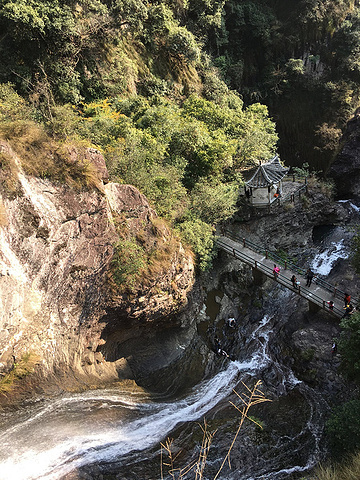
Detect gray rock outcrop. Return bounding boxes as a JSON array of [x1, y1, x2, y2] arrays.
[[328, 113, 360, 199], [0, 142, 195, 401]]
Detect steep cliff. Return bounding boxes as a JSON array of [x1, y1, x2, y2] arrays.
[[328, 113, 360, 200], [0, 142, 195, 401]]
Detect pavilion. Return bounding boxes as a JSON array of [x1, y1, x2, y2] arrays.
[[243, 155, 289, 206]]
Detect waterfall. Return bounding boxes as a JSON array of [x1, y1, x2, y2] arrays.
[[310, 225, 351, 276], [310, 237, 349, 275], [0, 316, 275, 480]]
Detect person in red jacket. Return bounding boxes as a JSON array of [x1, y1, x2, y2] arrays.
[[344, 293, 351, 307]]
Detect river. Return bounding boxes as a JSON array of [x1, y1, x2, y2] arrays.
[[0, 307, 328, 480]]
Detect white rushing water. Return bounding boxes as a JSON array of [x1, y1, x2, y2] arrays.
[[337, 199, 360, 213], [310, 237, 349, 275], [0, 317, 275, 480], [310, 201, 359, 277]]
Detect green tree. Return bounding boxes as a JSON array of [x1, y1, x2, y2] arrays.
[[190, 178, 239, 225], [338, 311, 360, 381], [332, 9, 360, 82], [178, 219, 216, 271], [236, 103, 278, 165], [111, 0, 148, 32], [326, 400, 360, 459]]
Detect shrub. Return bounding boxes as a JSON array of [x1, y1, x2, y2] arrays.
[[190, 178, 239, 225], [325, 400, 360, 460], [0, 352, 40, 396], [0, 83, 34, 122], [338, 311, 360, 381], [178, 218, 216, 271], [111, 239, 146, 291], [167, 26, 200, 63]]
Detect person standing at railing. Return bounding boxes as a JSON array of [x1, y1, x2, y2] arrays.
[[342, 304, 355, 318], [305, 268, 314, 287], [273, 264, 280, 279], [291, 274, 298, 288], [327, 300, 334, 310]]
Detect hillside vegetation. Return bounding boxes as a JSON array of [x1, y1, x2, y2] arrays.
[[0, 0, 360, 260], [1, 0, 360, 270], [211, 0, 360, 170], [0, 0, 279, 271]]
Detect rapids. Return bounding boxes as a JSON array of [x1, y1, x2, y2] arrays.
[[0, 310, 327, 480]]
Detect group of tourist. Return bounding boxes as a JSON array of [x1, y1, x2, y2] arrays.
[[272, 264, 315, 288], [328, 294, 356, 317], [272, 264, 357, 317]]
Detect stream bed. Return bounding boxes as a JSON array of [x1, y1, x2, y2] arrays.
[[0, 304, 329, 480]]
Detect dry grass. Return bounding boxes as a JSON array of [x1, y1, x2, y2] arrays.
[[0, 352, 41, 396], [161, 380, 271, 480], [0, 151, 21, 197], [0, 199, 7, 226], [312, 453, 360, 480], [0, 120, 101, 191], [143, 236, 179, 284]]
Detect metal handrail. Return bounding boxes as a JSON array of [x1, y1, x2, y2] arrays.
[[217, 239, 343, 317], [218, 230, 358, 312]]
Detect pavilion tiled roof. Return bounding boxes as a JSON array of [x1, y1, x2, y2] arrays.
[[244, 155, 289, 188]]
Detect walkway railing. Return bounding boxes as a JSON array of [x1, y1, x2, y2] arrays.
[[218, 228, 358, 316]]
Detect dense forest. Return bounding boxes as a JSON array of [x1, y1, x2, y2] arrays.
[[1, 0, 360, 273], [2, 2, 360, 475]]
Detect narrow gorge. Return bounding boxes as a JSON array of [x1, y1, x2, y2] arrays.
[[1, 137, 360, 480]]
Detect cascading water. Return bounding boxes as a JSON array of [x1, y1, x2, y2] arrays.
[[0, 307, 328, 480], [308, 199, 360, 277], [310, 225, 352, 276], [0, 320, 270, 480]]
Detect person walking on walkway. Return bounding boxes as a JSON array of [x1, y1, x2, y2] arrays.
[[344, 293, 351, 307], [273, 264, 280, 279], [305, 268, 314, 287], [291, 274, 298, 288]]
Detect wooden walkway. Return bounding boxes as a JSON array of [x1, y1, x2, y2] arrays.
[[217, 231, 356, 319]]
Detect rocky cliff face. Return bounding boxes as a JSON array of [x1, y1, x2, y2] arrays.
[[0, 142, 195, 401], [328, 112, 360, 200], [231, 179, 352, 257]]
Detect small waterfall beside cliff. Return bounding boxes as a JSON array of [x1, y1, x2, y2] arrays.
[[310, 225, 351, 276]]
